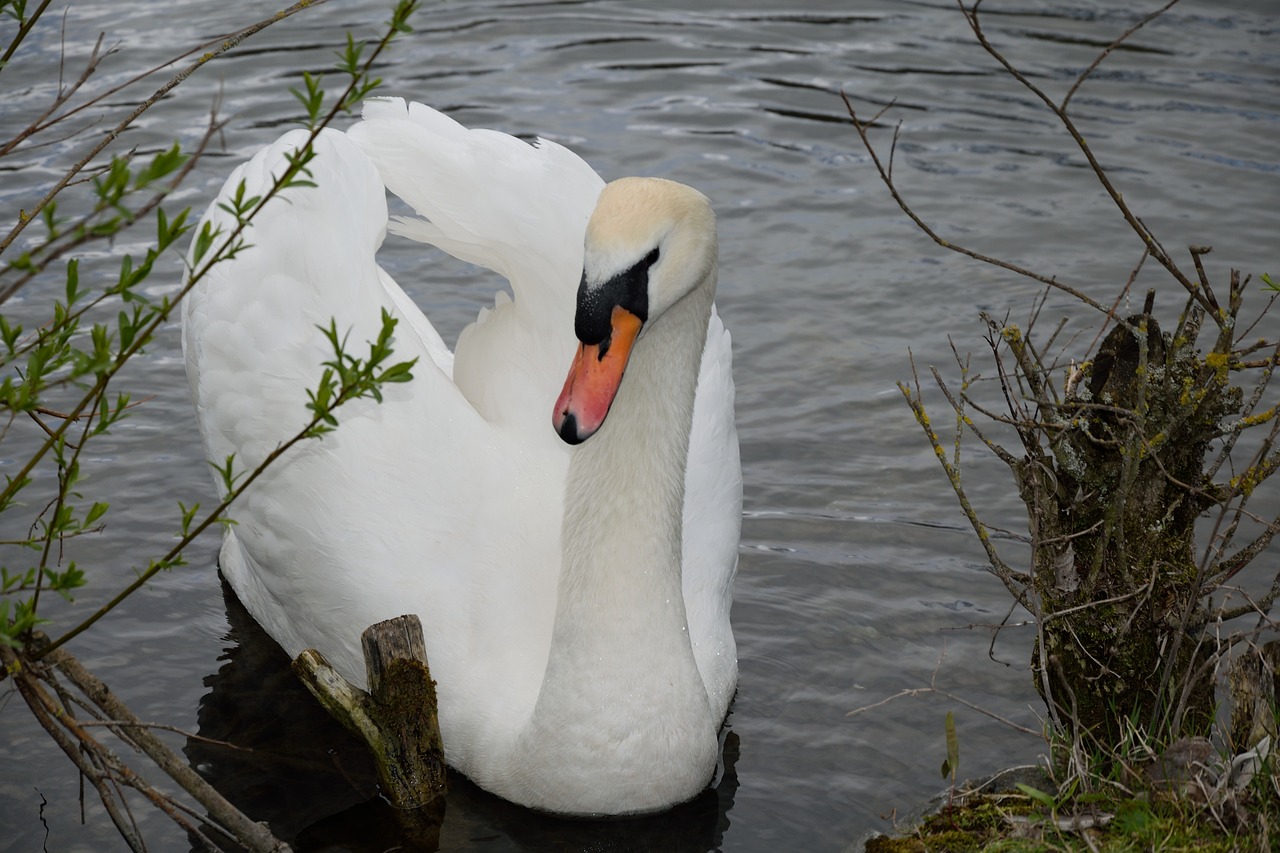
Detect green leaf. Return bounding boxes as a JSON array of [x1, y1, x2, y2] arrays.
[[211, 454, 240, 495], [0, 601, 22, 648], [178, 500, 200, 536], [85, 502, 109, 526], [337, 33, 365, 74], [48, 563, 86, 601], [1, 567, 37, 592], [63, 456, 81, 490], [944, 711, 958, 780], [64, 257, 82, 306], [191, 221, 218, 266], [134, 143, 188, 189], [1, 0, 26, 25], [290, 70, 326, 126], [118, 310, 137, 350], [155, 206, 192, 253], [280, 148, 317, 188], [0, 314, 22, 355], [0, 595, 46, 646], [389, 0, 418, 34], [217, 179, 263, 221], [378, 360, 416, 383], [1015, 782, 1057, 810]]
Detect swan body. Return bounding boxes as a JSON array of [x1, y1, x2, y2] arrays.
[[181, 99, 740, 815]]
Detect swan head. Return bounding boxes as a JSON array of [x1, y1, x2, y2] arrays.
[[553, 177, 717, 445]]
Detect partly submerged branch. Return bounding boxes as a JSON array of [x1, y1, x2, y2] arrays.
[[0, 638, 291, 852]]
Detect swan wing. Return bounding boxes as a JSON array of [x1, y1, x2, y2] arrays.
[[683, 306, 741, 717], [181, 129, 507, 685]]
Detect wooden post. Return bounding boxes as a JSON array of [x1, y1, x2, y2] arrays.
[[1229, 640, 1280, 752], [292, 615, 446, 818]]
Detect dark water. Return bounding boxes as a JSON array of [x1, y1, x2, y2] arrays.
[[1, 1, 1276, 850]]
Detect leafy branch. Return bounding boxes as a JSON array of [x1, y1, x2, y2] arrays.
[[0, 0, 320, 259], [33, 309, 415, 659], [0, 1, 422, 848], [0, 0, 420, 656]]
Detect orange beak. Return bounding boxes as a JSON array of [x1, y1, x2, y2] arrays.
[[553, 306, 644, 445]]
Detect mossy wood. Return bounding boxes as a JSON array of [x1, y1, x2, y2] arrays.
[[1018, 293, 1241, 743], [293, 614, 446, 814], [1229, 640, 1280, 751]]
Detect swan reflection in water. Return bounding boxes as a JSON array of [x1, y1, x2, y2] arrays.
[[186, 576, 740, 852]]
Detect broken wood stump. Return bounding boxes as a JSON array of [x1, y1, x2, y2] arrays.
[[1229, 640, 1280, 752], [292, 615, 446, 819]]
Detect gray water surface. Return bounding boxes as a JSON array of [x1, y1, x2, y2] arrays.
[[1, 1, 1276, 851]]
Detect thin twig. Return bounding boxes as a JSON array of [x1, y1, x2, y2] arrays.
[[1060, 0, 1182, 111], [0, 0, 318, 257], [955, 1, 1211, 318], [77, 720, 254, 752], [840, 90, 1115, 318]]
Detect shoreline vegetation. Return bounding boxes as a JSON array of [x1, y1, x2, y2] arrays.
[[850, 1, 1278, 849]]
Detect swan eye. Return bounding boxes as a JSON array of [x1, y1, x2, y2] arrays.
[[643, 247, 660, 268]]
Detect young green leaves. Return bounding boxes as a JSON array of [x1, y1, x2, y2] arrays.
[[306, 309, 417, 438]]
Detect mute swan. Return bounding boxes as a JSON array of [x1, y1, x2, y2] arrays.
[[181, 99, 740, 816]]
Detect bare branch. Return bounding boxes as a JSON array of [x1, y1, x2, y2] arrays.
[[898, 357, 1034, 606], [841, 90, 1115, 318], [953, 0, 1212, 317], [1060, 0, 1182, 111]]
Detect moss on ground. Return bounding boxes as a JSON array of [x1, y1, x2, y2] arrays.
[[863, 787, 1272, 852]]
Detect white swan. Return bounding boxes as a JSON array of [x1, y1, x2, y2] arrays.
[[181, 99, 740, 816]]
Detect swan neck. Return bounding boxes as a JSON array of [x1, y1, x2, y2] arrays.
[[531, 274, 715, 714], [560, 278, 714, 631], [507, 268, 720, 813]]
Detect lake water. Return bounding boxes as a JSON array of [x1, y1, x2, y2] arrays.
[[1, 1, 1276, 850]]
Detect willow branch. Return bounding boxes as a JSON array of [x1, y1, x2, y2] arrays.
[[0, 118, 217, 305], [0, 0, 391, 520], [0, 0, 58, 70], [0, 0, 318, 257]]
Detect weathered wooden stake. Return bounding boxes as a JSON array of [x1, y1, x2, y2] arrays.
[[1229, 640, 1280, 752], [292, 615, 446, 815]]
